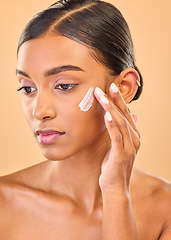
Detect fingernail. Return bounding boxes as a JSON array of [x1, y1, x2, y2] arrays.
[[133, 115, 139, 123], [100, 95, 109, 104], [106, 111, 112, 121], [95, 87, 104, 97], [111, 83, 118, 93]]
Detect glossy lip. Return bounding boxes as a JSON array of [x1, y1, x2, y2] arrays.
[[35, 129, 65, 136], [35, 129, 65, 144]]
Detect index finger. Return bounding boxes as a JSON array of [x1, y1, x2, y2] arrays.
[[109, 83, 141, 139]]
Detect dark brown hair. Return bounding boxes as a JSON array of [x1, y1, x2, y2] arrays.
[[18, 0, 143, 101]]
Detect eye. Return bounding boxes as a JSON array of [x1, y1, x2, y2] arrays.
[[55, 84, 77, 91], [17, 86, 36, 95]]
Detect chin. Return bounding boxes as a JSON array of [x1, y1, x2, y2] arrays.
[[39, 143, 77, 161], [41, 149, 70, 161]]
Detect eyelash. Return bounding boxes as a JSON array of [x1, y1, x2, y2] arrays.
[[17, 84, 77, 95], [17, 86, 36, 94], [55, 84, 78, 91]]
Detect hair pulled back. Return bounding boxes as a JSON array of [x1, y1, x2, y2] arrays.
[[18, 0, 143, 101]]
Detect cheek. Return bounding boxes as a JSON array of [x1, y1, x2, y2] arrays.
[[62, 98, 106, 138], [22, 99, 30, 119], [22, 98, 35, 128]]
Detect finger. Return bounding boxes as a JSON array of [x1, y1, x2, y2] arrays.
[[105, 111, 124, 153], [94, 87, 140, 152], [109, 83, 141, 139], [105, 113, 136, 185], [94, 87, 136, 152], [109, 84, 141, 152], [132, 115, 139, 124], [105, 111, 135, 156]]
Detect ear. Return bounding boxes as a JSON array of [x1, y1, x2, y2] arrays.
[[117, 68, 140, 103]]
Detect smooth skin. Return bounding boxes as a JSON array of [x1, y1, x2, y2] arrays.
[[0, 34, 171, 239]]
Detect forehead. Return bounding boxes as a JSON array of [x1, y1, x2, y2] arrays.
[[17, 34, 103, 73]]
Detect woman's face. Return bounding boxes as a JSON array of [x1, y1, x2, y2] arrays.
[[17, 34, 113, 160]]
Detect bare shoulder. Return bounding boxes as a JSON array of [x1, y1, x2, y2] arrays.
[[0, 160, 48, 187], [132, 168, 171, 237], [0, 162, 48, 229], [0, 161, 48, 207], [132, 168, 171, 206]]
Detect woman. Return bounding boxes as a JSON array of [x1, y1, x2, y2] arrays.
[[0, 0, 170, 239]]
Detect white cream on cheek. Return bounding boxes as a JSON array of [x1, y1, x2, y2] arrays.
[[79, 87, 94, 112]]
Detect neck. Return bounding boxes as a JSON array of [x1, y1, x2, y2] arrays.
[[44, 130, 111, 213]]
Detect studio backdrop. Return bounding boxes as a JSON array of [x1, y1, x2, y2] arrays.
[[0, 0, 171, 181]]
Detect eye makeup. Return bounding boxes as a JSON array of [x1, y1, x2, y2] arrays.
[[79, 87, 94, 112]]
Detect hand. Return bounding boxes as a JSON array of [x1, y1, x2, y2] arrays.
[[94, 83, 141, 193]]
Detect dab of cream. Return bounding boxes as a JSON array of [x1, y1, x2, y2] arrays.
[[79, 87, 94, 112]]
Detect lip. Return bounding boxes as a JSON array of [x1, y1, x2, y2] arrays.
[[35, 129, 65, 144]]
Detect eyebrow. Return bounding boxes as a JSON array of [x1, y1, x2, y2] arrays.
[[16, 65, 84, 78], [16, 69, 30, 78]]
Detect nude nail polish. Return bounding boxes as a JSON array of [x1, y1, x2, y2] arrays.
[[106, 111, 112, 121], [111, 83, 118, 93], [95, 87, 104, 97]]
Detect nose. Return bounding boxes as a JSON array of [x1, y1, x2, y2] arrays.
[[32, 91, 56, 121]]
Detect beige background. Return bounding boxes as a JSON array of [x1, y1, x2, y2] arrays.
[[0, 0, 171, 181]]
